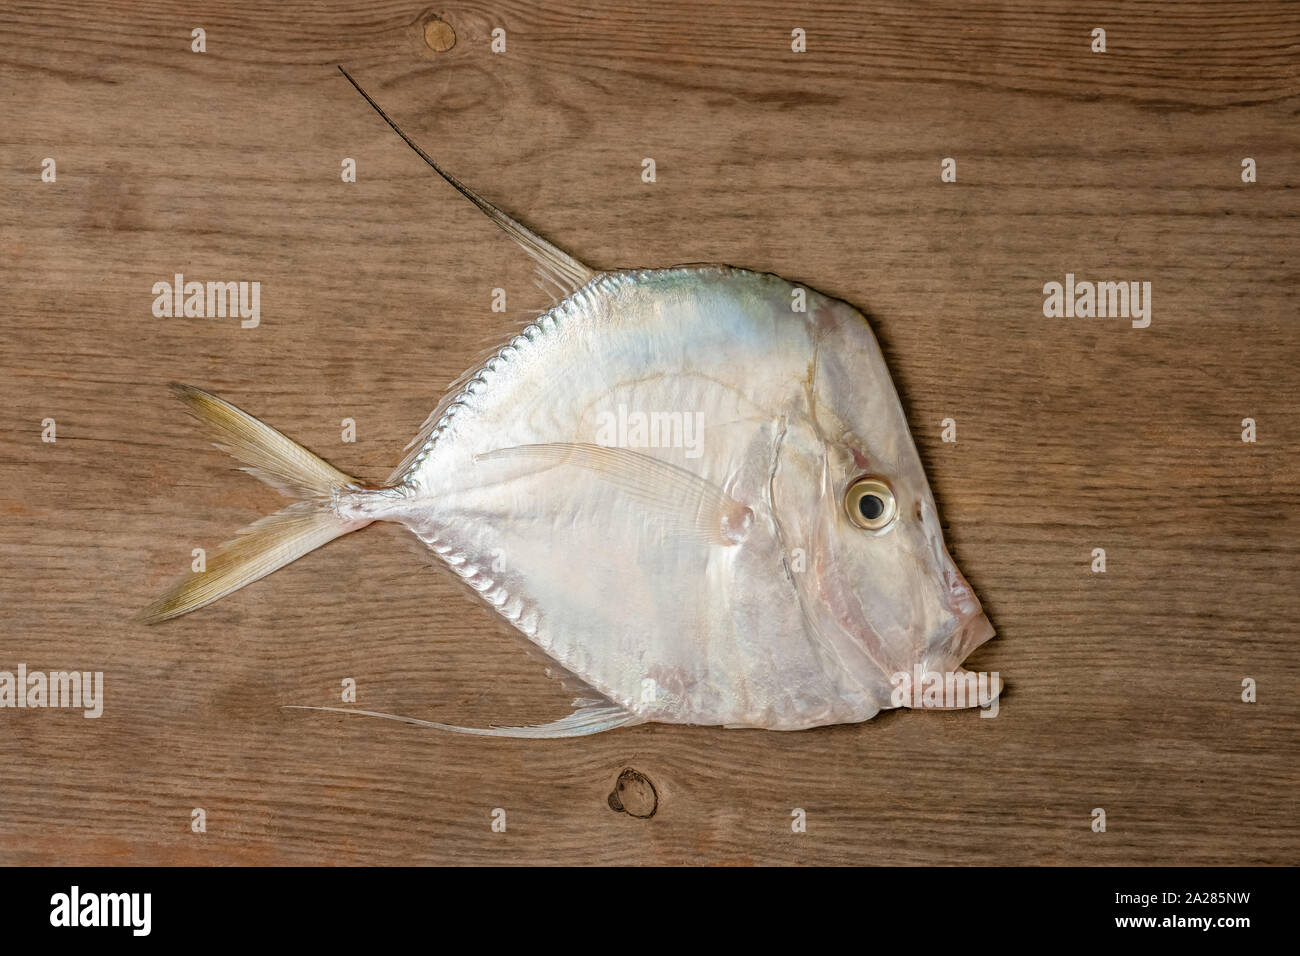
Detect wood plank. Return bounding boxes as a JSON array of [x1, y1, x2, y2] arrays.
[[0, 0, 1296, 865]]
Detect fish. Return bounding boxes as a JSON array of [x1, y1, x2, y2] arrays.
[[141, 68, 999, 737]]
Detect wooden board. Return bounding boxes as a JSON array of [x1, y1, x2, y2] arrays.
[[1, 0, 1297, 865]]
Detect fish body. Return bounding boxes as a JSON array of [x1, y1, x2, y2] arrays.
[[337, 266, 992, 731], [142, 70, 998, 736]]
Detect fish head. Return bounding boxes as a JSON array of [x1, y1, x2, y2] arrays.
[[804, 434, 994, 683], [772, 295, 995, 702]]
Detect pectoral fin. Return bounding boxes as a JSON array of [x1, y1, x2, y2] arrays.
[[476, 442, 753, 545]]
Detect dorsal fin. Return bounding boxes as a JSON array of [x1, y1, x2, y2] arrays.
[[338, 66, 596, 296]]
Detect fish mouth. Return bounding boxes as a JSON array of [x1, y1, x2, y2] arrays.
[[957, 611, 995, 658], [893, 612, 1001, 711], [922, 611, 996, 675]]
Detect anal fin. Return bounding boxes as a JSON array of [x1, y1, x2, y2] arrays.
[[285, 699, 640, 738]]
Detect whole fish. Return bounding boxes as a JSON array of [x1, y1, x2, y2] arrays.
[[143, 68, 999, 736]]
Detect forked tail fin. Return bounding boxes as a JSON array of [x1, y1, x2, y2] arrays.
[[140, 384, 372, 623]]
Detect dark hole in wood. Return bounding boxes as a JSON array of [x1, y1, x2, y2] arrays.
[[607, 768, 658, 818]]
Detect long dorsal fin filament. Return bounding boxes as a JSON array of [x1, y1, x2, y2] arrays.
[[338, 66, 596, 295]]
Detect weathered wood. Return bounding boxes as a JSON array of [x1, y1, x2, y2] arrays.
[[1, 0, 1296, 865]]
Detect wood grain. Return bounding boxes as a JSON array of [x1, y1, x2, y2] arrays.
[[1, 0, 1297, 865]]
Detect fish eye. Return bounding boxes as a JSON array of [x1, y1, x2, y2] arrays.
[[845, 476, 897, 531]]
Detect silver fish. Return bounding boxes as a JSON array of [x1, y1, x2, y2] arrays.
[[143, 69, 999, 736]]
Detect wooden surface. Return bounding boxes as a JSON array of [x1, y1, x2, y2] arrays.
[[2, 0, 1298, 866]]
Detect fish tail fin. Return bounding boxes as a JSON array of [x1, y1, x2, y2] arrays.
[[140, 384, 372, 624]]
